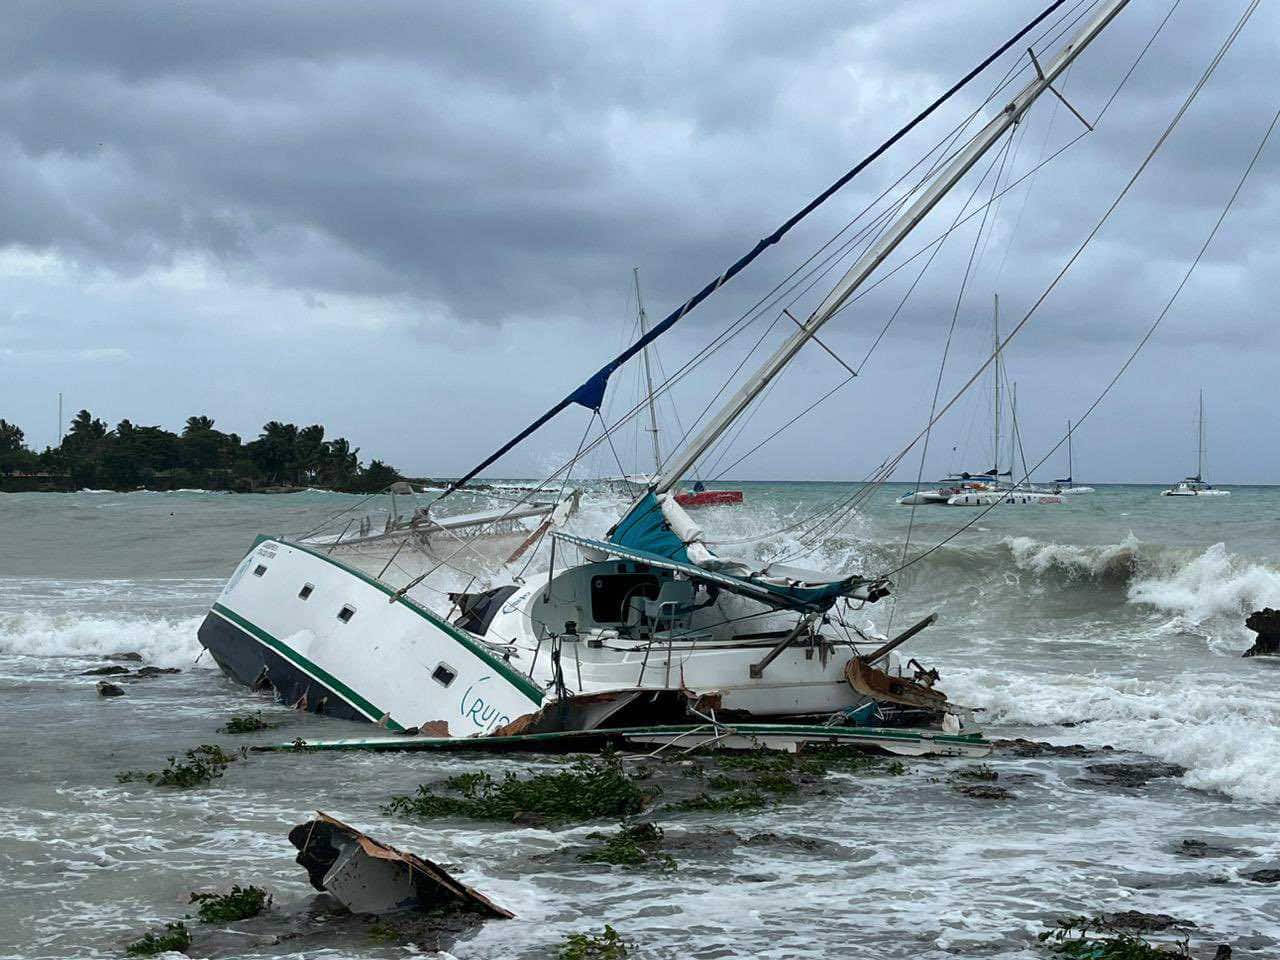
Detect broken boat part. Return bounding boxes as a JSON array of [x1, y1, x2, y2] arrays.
[[260, 722, 991, 758], [288, 812, 513, 918]]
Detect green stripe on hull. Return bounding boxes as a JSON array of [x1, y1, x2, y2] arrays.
[[274, 537, 544, 704], [210, 602, 405, 731]]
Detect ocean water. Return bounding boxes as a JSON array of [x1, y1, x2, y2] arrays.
[[1, 484, 1277, 959]]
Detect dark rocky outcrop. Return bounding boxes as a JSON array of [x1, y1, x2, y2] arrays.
[[1082, 760, 1185, 788], [1243, 608, 1280, 657], [81, 665, 130, 676], [1244, 868, 1280, 884], [107, 651, 145, 662], [1176, 838, 1252, 859], [1099, 910, 1196, 931], [993, 738, 1114, 758], [953, 783, 1015, 800], [133, 666, 182, 678], [96, 681, 126, 698]]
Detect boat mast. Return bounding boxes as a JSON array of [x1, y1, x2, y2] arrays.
[[652, 0, 1131, 495], [993, 294, 1001, 477], [1197, 388, 1204, 481], [1067, 419, 1073, 481], [634, 267, 663, 476]]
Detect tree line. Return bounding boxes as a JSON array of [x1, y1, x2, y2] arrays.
[[0, 411, 402, 493]]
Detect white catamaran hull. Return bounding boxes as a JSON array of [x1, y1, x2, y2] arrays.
[[198, 538, 544, 734], [945, 490, 1063, 506], [197, 537, 891, 730]]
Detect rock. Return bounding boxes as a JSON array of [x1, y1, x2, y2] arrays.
[[1212, 946, 1232, 960], [953, 783, 1015, 800], [993, 738, 1112, 758], [96, 681, 126, 698], [1176, 838, 1251, 859], [1099, 910, 1196, 931], [1243, 608, 1280, 657], [108, 651, 145, 662], [1082, 760, 1185, 788], [133, 666, 181, 678], [81, 665, 130, 676], [1244, 868, 1280, 884], [510, 812, 548, 828]]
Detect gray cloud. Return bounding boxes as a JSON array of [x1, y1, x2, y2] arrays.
[[0, 1, 1277, 481]]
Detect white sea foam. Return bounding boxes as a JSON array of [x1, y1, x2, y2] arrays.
[[0, 610, 207, 667], [1127, 541, 1280, 625], [947, 666, 1280, 803]]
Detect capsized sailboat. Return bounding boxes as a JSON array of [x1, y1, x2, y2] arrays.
[[198, 1, 1136, 743], [1162, 390, 1229, 497]]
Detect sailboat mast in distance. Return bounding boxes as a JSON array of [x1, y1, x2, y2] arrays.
[[993, 294, 1001, 476], [635, 267, 662, 475], [1197, 388, 1205, 481]]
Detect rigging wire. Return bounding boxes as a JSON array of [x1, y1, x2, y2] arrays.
[[877, 0, 1266, 579]]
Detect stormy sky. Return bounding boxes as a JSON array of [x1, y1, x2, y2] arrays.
[[2, 0, 1277, 483]]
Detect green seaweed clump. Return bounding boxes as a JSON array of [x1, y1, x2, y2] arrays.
[[557, 924, 630, 960], [189, 884, 271, 923], [382, 754, 651, 825], [1040, 916, 1190, 959], [953, 763, 998, 782], [578, 822, 676, 871], [669, 789, 768, 813], [220, 712, 276, 734], [117, 744, 243, 789], [126, 921, 192, 956]]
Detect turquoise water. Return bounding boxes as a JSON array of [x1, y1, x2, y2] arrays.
[[1, 485, 1277, 958]]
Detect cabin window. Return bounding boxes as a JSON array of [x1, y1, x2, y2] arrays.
[[432, 663, 457, 687], [298, 583, 314, 600], [253, 564, 268, 577], [590, 574, 659, 623], [337, 604, 356, 623]]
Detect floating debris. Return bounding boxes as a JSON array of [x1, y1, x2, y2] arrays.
[[288, 811, 512, 918], [382, 754, 651, 826], [556, 924, 630, 960], [220, 712, 277, 734], [117, 744, 243, 788], [189, 884, 272, 923], [125, 921, 191, 956]]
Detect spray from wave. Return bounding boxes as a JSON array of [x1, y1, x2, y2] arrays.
[[1127, 541, 1280, 625], [0, 610, 208, 667]]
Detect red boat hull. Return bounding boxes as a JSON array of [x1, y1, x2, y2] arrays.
[[674, 489, 744, 508]]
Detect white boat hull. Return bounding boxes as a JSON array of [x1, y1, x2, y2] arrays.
[[945, 490, 1063, 506]]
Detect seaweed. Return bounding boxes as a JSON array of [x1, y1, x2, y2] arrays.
[[557, 924, 630, 960], [953, 763, 998, 782], [117, 744, 243, 789], [669, 789, 768, 813], [383, 754, 651, 825], [578, 822, 676, 871], [219, 712, 276, 734], [188, 884, 271, 923], [1040, 916, 1191, 958], [126, 921, 191, 956]]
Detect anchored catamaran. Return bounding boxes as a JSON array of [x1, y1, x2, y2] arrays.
[[199, 1, 1136, 747]]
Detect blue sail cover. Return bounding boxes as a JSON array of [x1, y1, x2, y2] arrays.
[[608, 493, 691, 563]]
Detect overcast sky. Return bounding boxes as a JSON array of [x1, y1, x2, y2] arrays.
[[2, 1, 1277, 483]]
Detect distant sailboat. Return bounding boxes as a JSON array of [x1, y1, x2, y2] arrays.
[[1161, 390, 1229, 497], [1049, 420, 1094, 494]]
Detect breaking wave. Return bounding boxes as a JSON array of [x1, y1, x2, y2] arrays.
[[0, 610, 207, 667], [1127, 541, 1280, 626], [1003, 534, 1144, 584], [946, 667, 1280, 804]]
